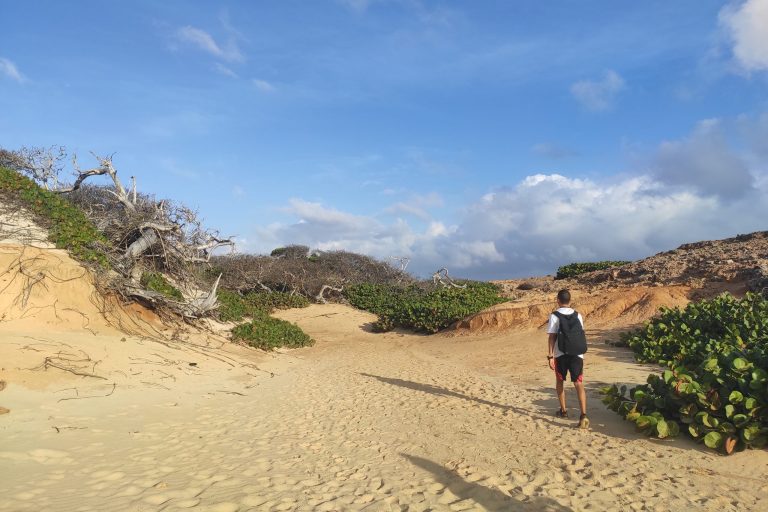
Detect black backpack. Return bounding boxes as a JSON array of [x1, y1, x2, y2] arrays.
[[553, 311, 588, 355]]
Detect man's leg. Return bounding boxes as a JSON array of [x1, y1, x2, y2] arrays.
[[573, 380, 587, 416], [554, 357, 567, 413], [556, 378, 566, 412], [570, 356, 589, 428]]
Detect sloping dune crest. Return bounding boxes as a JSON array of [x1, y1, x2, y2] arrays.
[[454, 286, 693, 333]]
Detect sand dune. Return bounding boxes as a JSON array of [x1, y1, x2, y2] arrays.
[[455, 285, 694, 334], [3, 299, 768, 511]]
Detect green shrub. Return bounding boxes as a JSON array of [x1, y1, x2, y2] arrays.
[[243, 291, 310, 312], [601, 292, 768, 454], [231, 312, 314, 350], [218, 289, 312, 349], [0, 166, 109, 267], [217, 289, 310, 322], [217, 289, 250, 322], [620, 293, 768, 366], [140, 272, 184, 300], [345, 281, 506, 334], [555, 260, 630, 279]]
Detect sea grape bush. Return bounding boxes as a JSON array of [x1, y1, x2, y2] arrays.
[[345, 282, 506, 334], [555, 261, 630, 279], [243, 291, 310, 314], [231, 311, 314, 350], [217, 289, 310, 322], [620, 293, 768, 366], [601, 292, 768, 454], [217, 289, 312, 350]]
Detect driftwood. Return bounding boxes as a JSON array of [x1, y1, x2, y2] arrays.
[[432, 267, 467, 289], [315, 284, 344, 304]]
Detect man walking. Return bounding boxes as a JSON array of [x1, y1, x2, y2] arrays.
[[547, 289, 589, 429]]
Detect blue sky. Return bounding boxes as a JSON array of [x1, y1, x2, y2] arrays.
[[1, 0, 767, 278]]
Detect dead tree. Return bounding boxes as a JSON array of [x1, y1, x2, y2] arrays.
[[0, 146, 67, 190], [315, 284, 344, 304], [47, 151, 234, 317], [58, 153, 136, 211], [432, 267, 467, 289]]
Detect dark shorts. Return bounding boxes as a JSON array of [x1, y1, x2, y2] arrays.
[[555, 355, 584, 383]]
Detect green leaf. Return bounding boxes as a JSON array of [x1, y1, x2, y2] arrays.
[[688, 423, 705, 438], [717, 422, 736, 434], [733, 414, 750, 427], [667, 421, 680, 437], [656, 420, 671, 439], [635, 415, 658, 433], [704, 431, 724, 449], [742, 425, 761, 443], [732, 358, 748, 371]]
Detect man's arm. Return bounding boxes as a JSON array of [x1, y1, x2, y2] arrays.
[[548, 333, 557, 369]]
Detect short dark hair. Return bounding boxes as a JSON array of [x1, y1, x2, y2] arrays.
[[557, 289, 571, 304]]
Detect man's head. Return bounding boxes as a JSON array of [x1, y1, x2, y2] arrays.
[[557, 289, 571, 306]]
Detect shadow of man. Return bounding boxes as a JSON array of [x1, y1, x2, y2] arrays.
[[402, 453, 572, 512]]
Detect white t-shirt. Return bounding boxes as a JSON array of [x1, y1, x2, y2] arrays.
[[547, 307, 585, 359]]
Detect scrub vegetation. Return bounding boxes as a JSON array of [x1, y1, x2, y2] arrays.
[[601, 292, 768, 454], [556, 261, 631, 279]]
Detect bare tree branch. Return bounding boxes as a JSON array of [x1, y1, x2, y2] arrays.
[[315, 284, 344, 304], [432, 267, 467, 289]]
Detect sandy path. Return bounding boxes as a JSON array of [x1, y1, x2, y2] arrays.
[[2, 304, 768, 511]]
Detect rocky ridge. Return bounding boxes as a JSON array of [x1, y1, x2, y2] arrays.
[[577, 231, 768, 292], [494, 231, 768, 297]]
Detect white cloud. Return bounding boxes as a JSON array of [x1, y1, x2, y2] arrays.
[[719, 0, 768, 72], [653, 119, 753, 199], [252, 79, 276, 92], [214, 63, 238, 78], [386, 202, 430, 220], [0, 57, 25, 83], [385, 191, 443, 220], [252, 167, 767, 278], [285, 199, 377, 232], [249, 117, 768, 279], [570, 70, 625, 111], [739, 111, 768, 158], [175, 26, 243, 62]]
